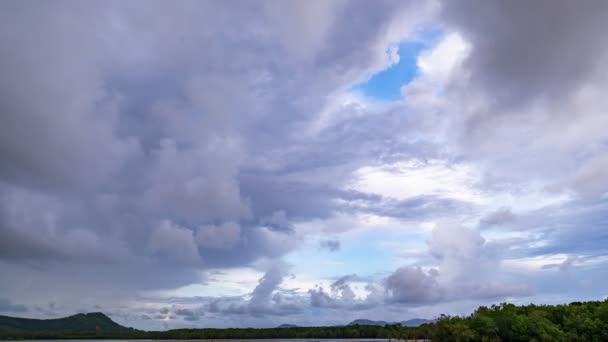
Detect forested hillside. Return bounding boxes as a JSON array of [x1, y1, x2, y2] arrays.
[[0, 312, 134, 338]]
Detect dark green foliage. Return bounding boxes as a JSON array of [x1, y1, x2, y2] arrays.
[[428, 300, 608, 342], [1, 299, 607, 340], [0, 312, 136, 340]]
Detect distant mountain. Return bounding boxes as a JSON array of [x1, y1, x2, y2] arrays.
[[0, 312, 134, 336], [348, 319, 389, 326], [348, 318, 433, 327], [277, 324, 299, 328], [399, 318, 434, 327]]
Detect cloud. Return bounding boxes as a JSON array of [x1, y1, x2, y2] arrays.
[[174, 308, 204, 322], [319, 239, 341, 252], [196, 222, 241, 249], [385, 267, 442, 304], [204, 266, 306, 317], [542, 255, 583, 273], [250, 266, 287, 307], [309, 275, 382, 311], [149, 220, 200, 264], [496, 199, 608, 260], [0, 0, 435, 270], [440, 0, 608, 109], [431, 0, 608, 200], [480, 207, 517, 228], [0, 298, 28, 313], [384, 223, 531, 305], [0, 183, 130, 263], [309, 222, 533, 310]]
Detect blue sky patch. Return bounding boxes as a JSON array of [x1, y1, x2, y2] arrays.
[[353, 30, 442, 101]]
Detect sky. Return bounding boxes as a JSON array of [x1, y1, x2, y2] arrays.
[[1, 0, 608, 331]]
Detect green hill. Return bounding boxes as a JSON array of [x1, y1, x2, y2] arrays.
[[0, 312, 134, 338]]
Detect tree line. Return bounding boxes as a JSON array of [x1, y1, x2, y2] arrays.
[[1, 299, 607, 341]]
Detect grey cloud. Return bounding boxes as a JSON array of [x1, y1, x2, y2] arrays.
[[259, 211, 291, 231], [308, 257, 525, 310], [350, 194, 471, 221], [197, 226, 298, 269], [331, 275, 358, 290], [309, 274, 382, 310], [492, 199, 608, 260], [441, 0, 608, 109], [384, 224, 531, 305], [241, 174, 464, 227], [148, 220, 200, 264], [196, 222, 241, 249], [0, 1, 139, 193], [320, 239, 341, 252], [385, 267, 442, 304], [543, 255, 583, 272], [175, 308, 204, 322], [250, 266, 286, 307], [34, 305, 60, 318], [252, 103, 442, 181], [204, 267, 306, 317], [0, 0, 431, 277], [562, 155, 608, 199], [239, 175, 355, 222], [0, 261, 204, 309], [560, 255, 582, 272], [435, 0, 608, 199], [480, 207, 517, 228], [0, 184, 131, 263], [0, 298, 27, 313]]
